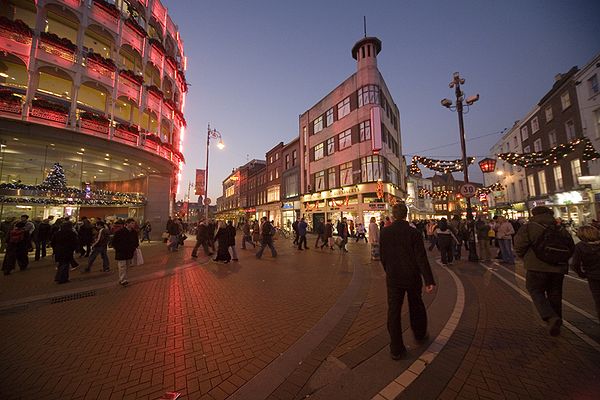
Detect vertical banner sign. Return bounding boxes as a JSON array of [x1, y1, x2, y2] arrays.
[[195, 169, 205, 196], [370, 106, 382, 153]]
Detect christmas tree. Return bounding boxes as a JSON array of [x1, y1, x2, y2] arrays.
[[43, 163, 67, 188]]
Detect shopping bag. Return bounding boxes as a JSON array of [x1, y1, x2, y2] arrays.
[[133, 247, 144, 266], [371, 243, 380, 260]]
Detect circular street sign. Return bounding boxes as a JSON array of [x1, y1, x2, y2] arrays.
[[460, 183, 477, 198], [203, 197, 212, 205]]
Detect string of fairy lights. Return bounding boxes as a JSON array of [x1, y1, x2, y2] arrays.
[[410, 156, 475, 175], [497, 137, 600, 168]]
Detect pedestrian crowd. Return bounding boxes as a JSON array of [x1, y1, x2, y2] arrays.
[[1, 214, 149, 286]]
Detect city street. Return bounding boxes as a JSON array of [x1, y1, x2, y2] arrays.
[[0, 237, 599, 400]]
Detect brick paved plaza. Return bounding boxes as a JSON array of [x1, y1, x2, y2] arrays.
[[0, 237, 599, 400]]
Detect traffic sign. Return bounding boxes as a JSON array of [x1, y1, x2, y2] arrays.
[[204, 197, 212, 205], [460, 183, 477, 198]]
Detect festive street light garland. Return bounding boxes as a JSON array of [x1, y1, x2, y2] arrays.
[[418, 187, 454, 199], [475, 182, 504, 196], [0, 196, 145, 205], [497, 137, 600, 168], [411, 156, 475, 174]]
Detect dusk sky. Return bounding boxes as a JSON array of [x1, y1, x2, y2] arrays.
[[165, 0, 600, 202]]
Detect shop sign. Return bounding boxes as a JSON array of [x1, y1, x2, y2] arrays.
[[368, 202, 387, 210], [513, 202, 526, 211], [281, 202, 294, 209], [528, 198, 550, 209], [244, 208, 256, 213], [551, 191, 586, 205]]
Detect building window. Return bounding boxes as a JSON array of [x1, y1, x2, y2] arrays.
[[358, 85, 380, 107], [326, 137, 335, 155], [518, 179, 525, 196], [313, 116, 323, 134], [337, 97, 350, 119], [513, 136, 518, 148], [275, 168, 279, 179], [269, 156, 273, 164], [531, 116, 539, 133], [284, 174, 298, 198], [387, 163, 399, 185], [545, 106, 553, 122], [285, 154, 290, 169], [340, 162, 353, 186], [527, 175, 536, 197], [523, 145, 531, 153], [533, 139, 542, 152], [314, 142, 324, 160], [548, 130, 557, 147], [571, 159, 581, 186], [594, 109, 600, 139], [326, 108, 334, 126], [359, 120, 371, 141], [269, 171, 273, 181], [538, 171, 547, 194], [561, 92, 571, 110], [553, 165, 563, 191], [589, 74, 599, 96], [565, 119, 576, 141], [328, 167, 336, 189], [338, 129, 352, 150], [275, 153, 279, 160], [267, 186, 280, 202], [315, 170, 325, 191], [361, 155, 383, 182], [292, 150, 297, 166], [521, 126, 529, 141]]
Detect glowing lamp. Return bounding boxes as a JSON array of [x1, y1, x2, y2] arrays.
[[478, 158, 497, 174], [217, 140, 225, 150]]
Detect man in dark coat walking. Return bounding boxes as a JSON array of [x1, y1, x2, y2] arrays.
[[51, 221, 79, 284], [191, 221, 213, 258], [380, 203, 436, 360], [112, 218, 139, 286]]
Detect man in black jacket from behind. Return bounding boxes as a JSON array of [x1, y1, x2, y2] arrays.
[[380, 203, 436, 360]]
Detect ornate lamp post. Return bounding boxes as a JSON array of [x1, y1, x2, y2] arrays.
[[478, 158, 496, 174], [204, 124, 224, 221], [441, 72, 480, 261]]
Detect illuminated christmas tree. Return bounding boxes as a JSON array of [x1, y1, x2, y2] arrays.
[[43, 163, 67, 188]]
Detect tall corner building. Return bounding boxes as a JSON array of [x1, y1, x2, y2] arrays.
[[0, 0, 187, 232], [299, 36, 406, 227]]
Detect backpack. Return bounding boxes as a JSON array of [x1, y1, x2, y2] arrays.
[[9, 228, 25, 244], [531, 223, 575, 265]]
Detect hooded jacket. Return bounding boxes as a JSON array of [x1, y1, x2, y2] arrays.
[[514, 213, 573, 274], [571, 240, 600, 280]]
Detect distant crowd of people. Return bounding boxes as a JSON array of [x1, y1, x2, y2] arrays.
[[1, 215, 148, 286]]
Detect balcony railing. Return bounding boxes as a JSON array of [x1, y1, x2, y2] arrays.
[[0, 98, 22, 115], [122, 21, 145, 55], [114, 127, 140, 146], [38, 37, 77, 67], [86, 58, 116, 87], [29, 106, 69, 125], [148, 43, 164, 73], [118, 73, 142, 102], [152, 0, 167, 28], [56, 0, 81, 9], [0, 25, 32, 62], [90, 0, 120, 33], [146, 90, 161, 113]]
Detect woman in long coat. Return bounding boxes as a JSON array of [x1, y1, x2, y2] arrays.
[[213, 221, 231, 263]]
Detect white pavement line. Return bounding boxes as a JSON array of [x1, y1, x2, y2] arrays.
[[372, 261, 465, 400], [478, 262, 600, 353], [491, 261, 599, 324]]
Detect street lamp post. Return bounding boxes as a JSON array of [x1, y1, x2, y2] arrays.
[[441, 72, 480, 261], [204, 124, 225, 221]]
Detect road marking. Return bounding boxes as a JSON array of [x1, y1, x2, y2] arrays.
[[479, 262, 600, 353], [491, 261, 599, 324], [372, 261, 465, 400]]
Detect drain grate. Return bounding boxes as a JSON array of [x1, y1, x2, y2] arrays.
[[50, 290, 97, 304]]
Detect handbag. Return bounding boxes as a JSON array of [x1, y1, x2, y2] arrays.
[[133, 247, 144, 266], [488, 229, 496, 238]]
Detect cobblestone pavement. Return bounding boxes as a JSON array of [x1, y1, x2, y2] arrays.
[[1, 237, 599, 400]]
